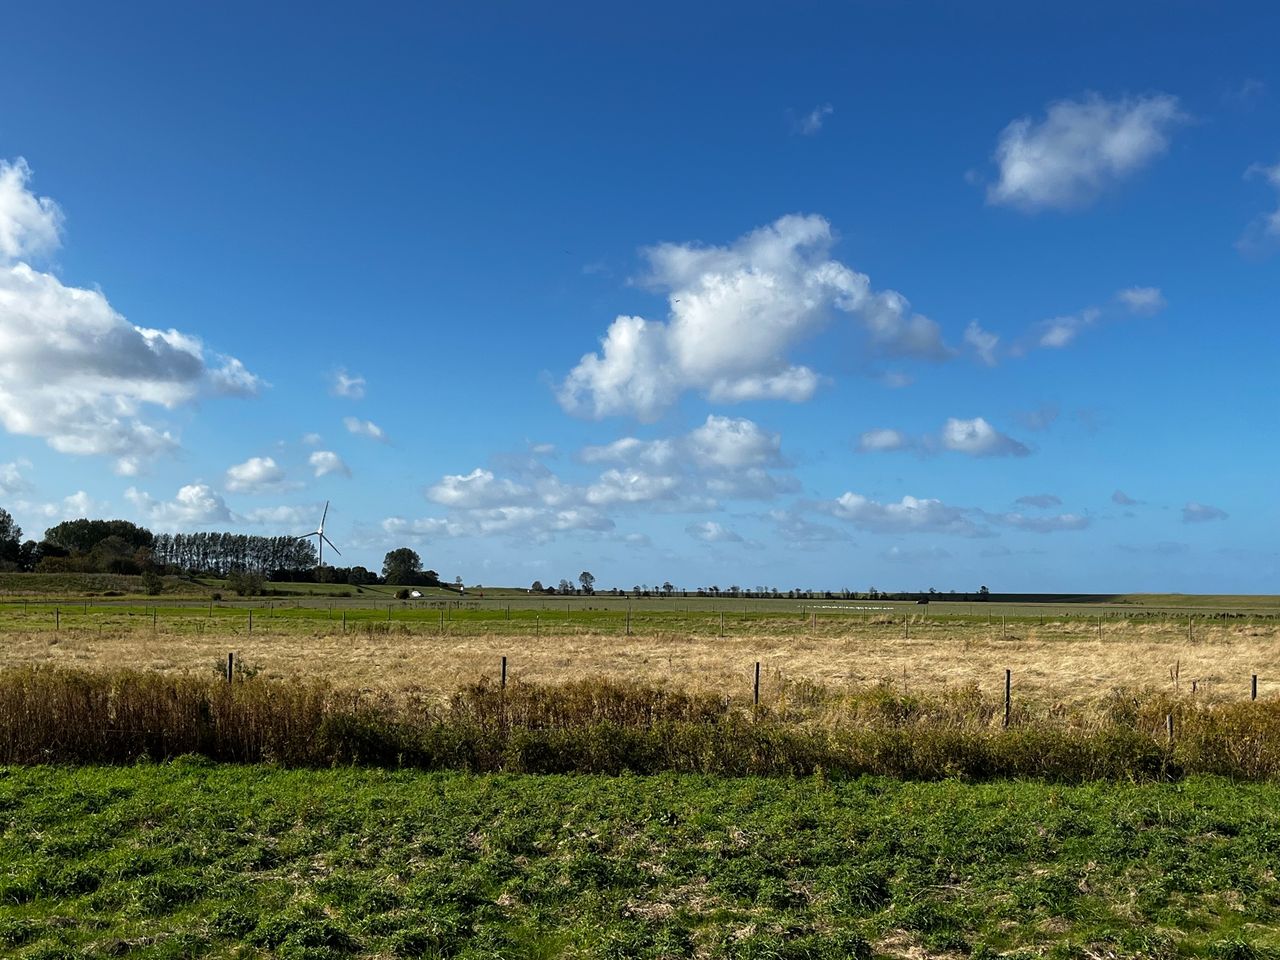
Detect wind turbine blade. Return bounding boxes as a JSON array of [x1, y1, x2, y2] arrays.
[[321, 500, 330, 528], [321, 534, 341, 557]]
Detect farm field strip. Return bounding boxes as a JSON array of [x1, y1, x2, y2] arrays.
[[1, 765, 1278, 959], [3, 614, 1277, 709]]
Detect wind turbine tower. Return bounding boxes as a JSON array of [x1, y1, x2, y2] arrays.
[[300, 501, 341, 568]]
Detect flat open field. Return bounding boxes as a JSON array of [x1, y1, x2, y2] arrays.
[[1, 597, 1276, 710], [2, 765, 1278, 959]]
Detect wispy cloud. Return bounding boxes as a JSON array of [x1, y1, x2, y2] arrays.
[[987, 92, 1187, 211], [344, 417, 387, 442], [331, 369, 366, 399], [1182, 502, 1228, 523], [795, 103, 834, 135]]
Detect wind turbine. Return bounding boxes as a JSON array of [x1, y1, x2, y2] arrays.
[[300, 501, 341, 568]]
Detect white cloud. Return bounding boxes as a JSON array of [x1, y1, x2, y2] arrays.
[[940, 417, 1029, 457], [796, 103, 834, 135], [686, 520, 743, 543], [580, 436, 678, 469], [15, 490, 104, 523], [1015, 494, 1062, 509], [225, 456, 286, 494], [558, 214, 949, 420], [585, 469, 682, 506], [0, 159, 261, 468], [343, 417, 386, 441], [427, 468, 534, 508], [383, 505, 613, 544], [1112, 489, 1140, 506], [964, 320, 1000, 366], [988, 93, 1187, 211], [686, 415, 782, 469], [881, 545, 951, 563], [1018, 404, 1060, 431], [822, 493, 985, 537], [242, 504, 315, 528], [331, 369, 366, 399], [1116, 286, 1166, 315], [407, 418, 794, 544], [1036, 308, 1100, 349], [126, 483, 233, 528], [308, 450, 350, 478], [0, 159, 62, 262], [1242, 160, 1280, 245], [0, 459, 31, 496], [858, 428, 909, 453], [994, 511, 1089, 532], [301, 433, 323, 446], [1183, 502, 1228, 523], [770, 510, 852, 544]]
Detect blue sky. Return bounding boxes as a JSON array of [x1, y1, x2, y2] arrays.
[[0, 2, 1277, 592]]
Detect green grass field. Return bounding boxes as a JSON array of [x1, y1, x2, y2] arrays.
[[1, 765, 1278, 959]]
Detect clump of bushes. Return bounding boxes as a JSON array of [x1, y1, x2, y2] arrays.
[[226, 571, 264, 597]]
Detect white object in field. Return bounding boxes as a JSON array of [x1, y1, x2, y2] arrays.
[[409, 590, 422, 599]]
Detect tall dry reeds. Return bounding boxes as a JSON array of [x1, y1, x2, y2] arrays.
[[0, 667, 1278, 781]]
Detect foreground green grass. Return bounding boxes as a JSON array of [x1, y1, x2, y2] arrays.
[[1, 766, 1279, 958]]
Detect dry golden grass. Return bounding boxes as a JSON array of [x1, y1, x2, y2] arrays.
[[2, 616, 1277, 709]]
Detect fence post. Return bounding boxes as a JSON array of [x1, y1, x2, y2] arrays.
[[501, 655, 507, 689], [719, 611, 724, 638], [342, 610, 347, 633], [754, 661, 760, 707], [55, 607, 59, 631], [440, 608, 445, 634], [248, 609, 252, 634], [1004, 669, 1011, 728], [153, 607, 157, 630], [626, 605, 631, 637], [1253, 675, 1258, 701], [226, 652, 234, 684]]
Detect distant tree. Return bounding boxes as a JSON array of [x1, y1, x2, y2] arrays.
[[345, 566, 378, 586], [979, 585, 990, 599], [422, 569, 440, 586], [0, 508, 21, 565], [530, 580, 544, 593], [141, 569, 164, 596], [227, 570, 264, 597], [382, 547, 423, 585], [661, 581, 674, 596], [44, 519, 152, 555], [578, 571, 595, 594], [91, 536, 143, 574], [558, 578, 573, 595]]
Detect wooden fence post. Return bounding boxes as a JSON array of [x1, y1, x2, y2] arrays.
[[1004, 669, 1011, 728], [501, 655, 507, 689], [342, 610, 347, 633], [226, 652, 234, 684], [248, 609, 252, 634], [754, 661, 760, 707], [626, 605, 631, 637], [55, 607, 59, 631], [1253, 675, 1258, 701]]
